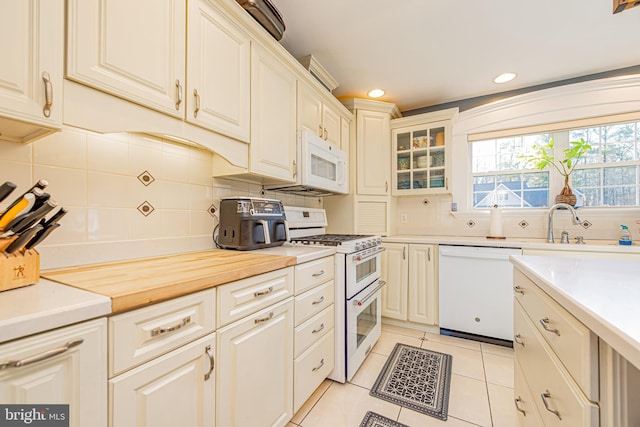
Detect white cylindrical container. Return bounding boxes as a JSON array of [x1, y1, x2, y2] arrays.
[[489, 205, 503, 237]]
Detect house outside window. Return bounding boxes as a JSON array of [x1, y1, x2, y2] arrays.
[[470, 119, 640, 209]]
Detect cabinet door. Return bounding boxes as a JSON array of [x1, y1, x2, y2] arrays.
[[356, 110, 390, 195], [110, 333, 215, 427], [322, 105, 342, 147], [298, 83, 323, 138], [187, 0, 250, 142], [355, 196, 391, 236], [381, 243, 408, 320], [250, 43, 297, 181], [408, 244, 438, 325], [0, 0, 63, 141], [340, 116, 351, 154], [217, 298, 294, 427], [66, 0, 186, 117], [0, 319, 107, 427]]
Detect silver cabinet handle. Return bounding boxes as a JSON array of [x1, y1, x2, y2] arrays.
[[151, 316, 191, 337], [541, 390, 561, 419], [204, 344, 214, 381], [312, 270, 325, 277], [318, 124, 323, 137], [312, 323, 325, 334], [42, 71, 53, 118], [193, 89, 200, 118], [254, 312, 274, 324], [428, 247, 431, 261], [312, 358, 325, 372], [539, 317, 560, 336], [175, 79, 183, 110], [514, 396, 526, 415], [402, 246, 406, 260], [385, 181, 389, 193], [513, 285, 525, 295], [254, 286, 274, 297], [292, 160, 297, 179], [0, 339, 83, 370], [514, 334, 525, 346], [323, 128, 328, 140], [312, 296, 325, 305]]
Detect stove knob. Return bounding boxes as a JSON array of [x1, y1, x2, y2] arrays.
[[376, 238, 382, 245], [355, 243, 362, 251]]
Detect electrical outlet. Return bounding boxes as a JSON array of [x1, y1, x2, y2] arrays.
[[400, 213, 408, 223]]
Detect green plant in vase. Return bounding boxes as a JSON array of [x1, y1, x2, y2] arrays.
[[521, 138, 592, 206]]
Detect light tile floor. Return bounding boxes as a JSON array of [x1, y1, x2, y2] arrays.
[[289, 324, 518, 427]]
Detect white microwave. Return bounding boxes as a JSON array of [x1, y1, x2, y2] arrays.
[[265, 130, 348, 196]]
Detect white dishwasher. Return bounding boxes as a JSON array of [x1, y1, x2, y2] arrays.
[[438, 245, 521, 343]]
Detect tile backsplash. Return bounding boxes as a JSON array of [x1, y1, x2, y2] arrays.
[[0, 126, 321, 269]]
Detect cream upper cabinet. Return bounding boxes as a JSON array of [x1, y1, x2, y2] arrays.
[[0, 319, 107, 427], [0, 0, 64, 142], [249, 43, 297, 181], [381, 243, 438, 326], [298, 83, 343, 147], [66, 0, 186, 118], [187, 0, 250, 142], [356, 109, 392, 195], [390, 108, 456, 195]]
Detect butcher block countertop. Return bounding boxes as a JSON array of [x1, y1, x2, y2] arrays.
[[43, 250, 297, 313]]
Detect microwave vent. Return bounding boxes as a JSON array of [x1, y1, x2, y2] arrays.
[[298, 55, 339, 93]]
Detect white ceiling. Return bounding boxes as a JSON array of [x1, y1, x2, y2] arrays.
[[273, 0, 640, 112]]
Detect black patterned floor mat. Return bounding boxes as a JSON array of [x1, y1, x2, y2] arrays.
[[369, 343, 452, 421], [359, 411, 409, 427]]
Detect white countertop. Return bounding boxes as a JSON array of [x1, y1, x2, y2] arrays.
[[252, 244, 336, 263], [0, 278, 111, 344], [510, 255, 640, 370], [384, 234, 640, 254]]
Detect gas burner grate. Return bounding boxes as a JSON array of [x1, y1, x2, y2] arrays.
[[290, 234, 373, 246]]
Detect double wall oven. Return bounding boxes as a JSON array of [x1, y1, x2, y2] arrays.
[[286, 207, 385, 383]]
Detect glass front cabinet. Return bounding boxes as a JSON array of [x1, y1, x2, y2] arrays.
[[391, 110, 454, 195]]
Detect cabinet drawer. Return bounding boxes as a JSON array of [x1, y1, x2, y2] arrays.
[[294, 329, 335, 413], [514, 358, 545, 427], [294, 280, 334, 325], [109, 288, 215, 377], [217, 267, 293, 328], [514, 270, 598, 400], [294, 305, 334, 358], [295, 256, 334, 294], [514, 301, 599, 427]]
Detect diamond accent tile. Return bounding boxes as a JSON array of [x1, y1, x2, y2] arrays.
[[581, 220, 592, 229], [519, 220, 529, 229], [137, 201, 155, 217], [137, 170, 155, 186], [466, 220, 476, 228], [208, 204, 217, 217]]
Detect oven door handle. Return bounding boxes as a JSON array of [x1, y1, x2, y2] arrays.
[[352, 246, 386, 262], [353, 280, 386, 306]]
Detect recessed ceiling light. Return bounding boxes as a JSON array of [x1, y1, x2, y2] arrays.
[[367, 89, 385, 98], [493, 72, 517, 84]]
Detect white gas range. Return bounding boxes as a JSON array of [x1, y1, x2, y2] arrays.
[[285, 206, 386, 383]]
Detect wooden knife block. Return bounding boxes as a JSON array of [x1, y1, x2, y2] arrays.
[[0, 237, 40, 292]]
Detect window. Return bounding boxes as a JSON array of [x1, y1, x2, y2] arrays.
[[470, 119, 640, 208]]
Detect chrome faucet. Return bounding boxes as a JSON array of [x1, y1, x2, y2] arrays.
[[547, 203, 581, 243]]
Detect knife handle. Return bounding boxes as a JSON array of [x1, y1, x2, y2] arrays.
[[3, 225, 43, 255], [2, 180, 47, 213], [0, 193, 36, 230], [25, 223, 60, 250], [10, 200, 57, 235], [42, 207, 68, 227], [0, 182, 17, 204]]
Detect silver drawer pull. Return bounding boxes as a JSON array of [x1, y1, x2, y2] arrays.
[[513, 285, 525, 295], [0, 339, 84, 370], [193, 89, 201, 118], [312, 270, 325, 277], [175, 79, 183, 110], [312, 358, 325, 372], [539, 317, 560, 336], [514, 334, 525, 346], [204, 344, 214, 381], [151, 316, 192, 337], [254, 286, 274, 297], [514, 396, 526, 415], [312, 296, 325, 305], [42, 71, 53, 117], [312, 323, 325, 334], [541, 390, 561, 419], [254, 312, 274, 324]]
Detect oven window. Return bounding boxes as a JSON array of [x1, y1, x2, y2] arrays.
[[356, 301, 377, 348], [356, 258, 376, 284]]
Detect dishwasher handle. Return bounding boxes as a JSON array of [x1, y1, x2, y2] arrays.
[[438, 247, 520, 261]]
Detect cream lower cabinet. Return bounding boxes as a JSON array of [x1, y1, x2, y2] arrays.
[[0, 0, 64, 142], [381, 243, 438, 326], [0, 318, 107, 427]]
